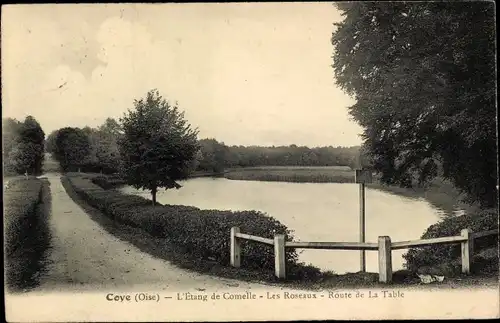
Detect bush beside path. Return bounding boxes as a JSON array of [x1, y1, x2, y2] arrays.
[[4, 177, 50, 292]]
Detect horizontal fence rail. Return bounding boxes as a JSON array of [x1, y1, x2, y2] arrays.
[[285, 241, 378, 250], [471, 229, 499, 239], [391, 236, 467, 250], [229, 227, 499, 283], [234, 232, 274, 245]]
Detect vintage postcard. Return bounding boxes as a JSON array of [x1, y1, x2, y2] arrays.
[[2, 2, 499, 321]]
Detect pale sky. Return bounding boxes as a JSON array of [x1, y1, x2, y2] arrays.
[[2, 3, 362, 147]]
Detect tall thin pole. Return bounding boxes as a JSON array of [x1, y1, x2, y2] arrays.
[[359, 182, 366, 272]]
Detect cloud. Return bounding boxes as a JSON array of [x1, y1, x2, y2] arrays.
[[2, 4, 363, 147]]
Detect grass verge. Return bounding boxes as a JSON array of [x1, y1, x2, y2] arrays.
[[4, 178, 52, 293], [224, 167, 353, 183]]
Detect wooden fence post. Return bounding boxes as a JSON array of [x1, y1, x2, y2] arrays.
[[274, 234, 286, 279], [359, 182, 366, 272], [461, 229, 473, 274], [230, 227, 241, 268], [378, 236, 392, 283]]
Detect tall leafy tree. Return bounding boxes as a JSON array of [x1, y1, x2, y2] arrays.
[[83, 128, 100, 167], [54, 127, 91, 171], [198, 138, 230, 173], [99, 117, 123, 137], [2, 118, 23, 174], [358, 143, 373, 170], [95, 118, 122, 172], [332, 2, 496, 207], [19, 116, 45, 174], [2, 116, 45, 175], [7, 142, 42, 175], [119, 89, 199, 205]]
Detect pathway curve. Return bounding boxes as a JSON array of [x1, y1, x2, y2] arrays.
[[36, 172, 283, 293]]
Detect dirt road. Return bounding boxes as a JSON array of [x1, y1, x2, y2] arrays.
[[35, 173, 283, 293]]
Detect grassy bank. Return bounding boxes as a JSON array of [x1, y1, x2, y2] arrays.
[[367, 177, 479, 217], [189, 170, 227, 178], [4, 177, 52, 292]]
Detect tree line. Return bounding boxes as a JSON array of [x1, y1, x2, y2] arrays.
[[3, 116, 45, 176], [44, 89, 367, 204], [46, 118, 122, 174], [46, 122, 365, 176], [197, 139, 364, 173]]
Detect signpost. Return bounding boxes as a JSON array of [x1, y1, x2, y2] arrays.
[[355, 169, 372, 272]]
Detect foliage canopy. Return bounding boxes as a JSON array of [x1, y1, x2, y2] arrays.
[[118, 89, 199, 205], [2, 116, 45, 175], [332, 1, 497, 207]]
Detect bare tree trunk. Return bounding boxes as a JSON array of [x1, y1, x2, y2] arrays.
[[151, 186, 157, 206]]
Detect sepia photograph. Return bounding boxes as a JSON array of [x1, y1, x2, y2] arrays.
[[2, 1, 499, 321]]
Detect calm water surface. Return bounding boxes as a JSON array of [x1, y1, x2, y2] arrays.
[[121, 178, 442, 274]]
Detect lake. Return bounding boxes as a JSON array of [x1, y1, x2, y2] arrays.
[[120, 177, 442, 274]]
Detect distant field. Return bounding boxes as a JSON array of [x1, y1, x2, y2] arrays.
[[224, 166, 355, 183], [229, 165, 353, 171]]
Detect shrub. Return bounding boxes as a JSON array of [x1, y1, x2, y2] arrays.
[[5, 178, 51, 292], [65, 175, 301, 273], [91, 175, 126, 189], [3, 178, 43, 257], [403, 209, 498, 274], [67, 163, 118, 174]]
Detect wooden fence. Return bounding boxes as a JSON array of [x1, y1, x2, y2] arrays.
[[229, 227, 499, 283]]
